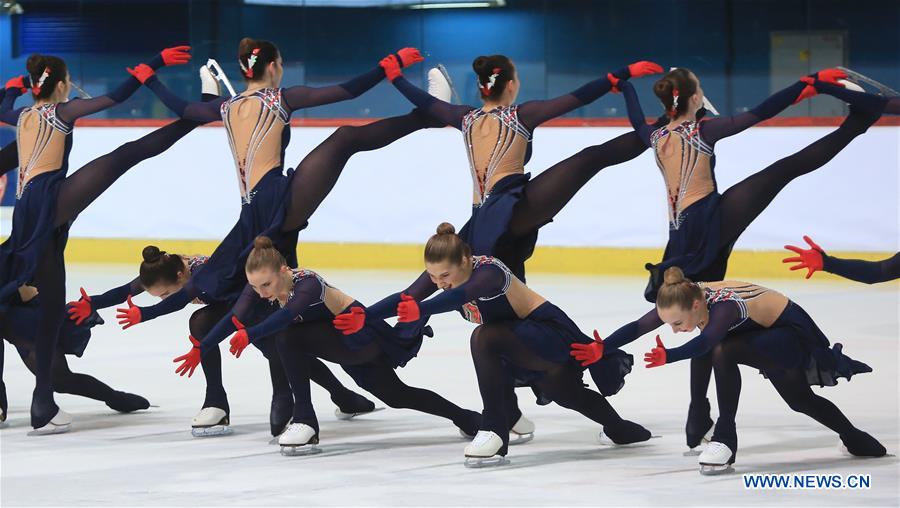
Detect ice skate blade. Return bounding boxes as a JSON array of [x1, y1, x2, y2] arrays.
[[464, 456, 510, 469], [280, 444, 322, 457], [684, 430, 713, 455], [27, 422, 71, 436], [334, 406, 385, 421], [700, 464, 734, 476], [509, 432, 534, 445], [837, 67, 900, 96], [191, 425, 233, 438]]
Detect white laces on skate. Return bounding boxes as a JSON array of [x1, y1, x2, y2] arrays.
[[471, 430, 495, 447]]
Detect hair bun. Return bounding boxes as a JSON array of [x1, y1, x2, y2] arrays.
[[142, 245, 164, 264], [472, 56, 489, 75], [436, 222, 456, 235], [663, 266, 688, 285], [253, 235, 275, 250], [26, 54, 46, 76]]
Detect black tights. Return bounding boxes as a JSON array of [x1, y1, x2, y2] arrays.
[[275, 321, 480, 436], [507, 131, 648, 238], [469, 324, 626, 449], [710, 333, 860, 455], [187, 303, 372, 417], [687, 108, 879, 426], [282, 110, 434, 232], [29, 111, 211, 427]]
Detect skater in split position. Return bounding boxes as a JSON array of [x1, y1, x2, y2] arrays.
[[68, 245, 376, 437], [174, 236, 483, 456], [348, 223, 649, 468], [572, 266, 885, 474], [783, 235, 900, 284]]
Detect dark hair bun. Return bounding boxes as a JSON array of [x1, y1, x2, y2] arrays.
[[436, 222, 456, 235], [142, 245, 164, 264], [26, 54, 46, 76], [253, 235, 275, 250]]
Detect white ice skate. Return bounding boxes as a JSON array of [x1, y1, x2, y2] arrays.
[[191, 407, 232, 438], [27, 409, 72, 436], [199, 66, 221, 97], [279, 423, 321, 457], [334, 406, 384, 421], [683, 428, 713, 456], [837, 67, 899, 96], [509, 415, 535, 445], [427, 64, 458, 103], [464, 431, 509, 468], [699, 441, 735, 475], [205, 58, 237, 97]]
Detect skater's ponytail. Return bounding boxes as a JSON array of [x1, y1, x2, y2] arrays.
[[139, 246, 186, 288], [424, 222, 471, 265], [656, 267, 703, 310], [245, 236, 287, 273]]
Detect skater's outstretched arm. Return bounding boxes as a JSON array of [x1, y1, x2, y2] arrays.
[[366, 271, 440, 320], [89, 278, 144, 309], [0, 85, 26, 126], [143, 75, 225, 123], [822, 253, 900, 284], [0, 140, 18, 178], [662, 303, 742, 363], [197, 285, 261, 354], [411, 265, 506, 319], [602, 308, 665, 350], [281, 66, 385, 111], [517, 61, 662, 131], [240, 276, 323, 342], [619, 81, 655, 146], [116, 285, 197, 329]]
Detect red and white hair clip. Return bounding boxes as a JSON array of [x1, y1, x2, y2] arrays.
[[32, 67, 50, 95], [479, 67, 502, 97], [240, 48, 261, 78]]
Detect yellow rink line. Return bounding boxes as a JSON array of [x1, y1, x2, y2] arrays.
[[40, 238, 896, 281]]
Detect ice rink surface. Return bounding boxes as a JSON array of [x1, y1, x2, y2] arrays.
[[2, 265, 898, 506]]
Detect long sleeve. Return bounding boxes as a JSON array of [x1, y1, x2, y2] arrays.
[[281, 66, 385, 111], [144, 75, 224, 123], [0, 88, 25, 126], [516, 67, 632, 130], [665, 303, 742, 363], [244, 276, 324, 340], [391, 76, 474, 129], [198, 284, 260, 354], [137, 283, 199, 322], [0, 140, 18, 178], [91, 278, 144, 310], [823, 252, 900, 284], [367, 270, 439, 320], [603, 308, 665, 350], [698, 80, 807, 146], [416, 265, 506, 318], [619, 81, 655, 147]]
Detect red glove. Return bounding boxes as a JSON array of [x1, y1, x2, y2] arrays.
[[783, 235, 825, 279], [569, 330, 605, 366], [644, 335, 667, 368], [116, 295, 142, 329], [380, 55, 403, 82], [173, 335, 201, 377], [333, 306, 366, 335], [794, 69, 849, 104], [126, 64, 156, 84], [396, 293, 420, 323], [229, 316, 249, 358], [396, 47, 424, 68], [66, 287, 93, 326], [607, 73, 622, 93], [160, 45, 191, 66], [5, 76, 27, 94], [627, 61, 664, 79]]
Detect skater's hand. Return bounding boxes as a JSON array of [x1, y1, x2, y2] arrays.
[[17, 284, 38, 303], [396, 293, 420, 323], [379, 54, 403, 82], [814, 68, 848, 85], [627, 61, 664, 79], [126, 64, 155, 84], [66, 287, 93, 325], [643, 335, 667, 368], [159, 45, 191, 66], [783, 235, 825, 279], [116, 295, 142, 329], [4, 75, 28, 94], [173, 335, 201, 377], [569, 330, 605, 366], [396, 47, 424, 67], [333, 306, 365, 335], [228, 316, 249, 358]]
